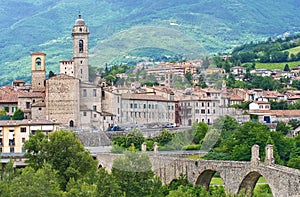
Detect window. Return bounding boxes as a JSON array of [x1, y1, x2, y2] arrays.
[[39, 107, 42, 111], [9, 139, 15, 146], [10, 147, 14, 153], [83, 89, 87, 97], [195, 109, 199, 114], [0, 139, 2, 146], [22, 138, 26, 143], [4, 106, 9, 113], [208, 109, 210, 114], [201, 109, 205, 114], [21, 127, 26, 133], [144, 104, 146, 109], [94, 114, 97, 118], [83, 112, 87, 116], [208, 103, 210, 107], [111, 116, 113, 120], [134, 104, 138, 108], [202, 102, 204, 107], [93, 89, 97, 97], [93, 105, 97, 111], [130, 104, 133, 108], [79, 40, 84, 53]]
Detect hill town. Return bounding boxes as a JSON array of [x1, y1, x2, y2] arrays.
[[0, 11, 300, 196]]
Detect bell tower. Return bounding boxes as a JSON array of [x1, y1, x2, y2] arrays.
[[31, 52, 46, 92], [72, 13, 89, 82]]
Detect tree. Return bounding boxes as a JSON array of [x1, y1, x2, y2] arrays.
[[291, 80, 300, 90], [276, 121, 291, 135], [284, 64, 290, 72], [23, 131, 48, 170], [223, 122, 271, 161], [24, 130, 97, 190], [184, 72, 193, 85], [111, 146, 158, 197], [125, 129, 145, 149], [11, 164, 62, 197], [192, 122, 209, 144], [12, 109, 24, 120], [0, 109, 10, 120], [287, 156, 300, 169], [49, 70, 55, 78], [95, 168, 121, 197], [155, 129, 174, 146]]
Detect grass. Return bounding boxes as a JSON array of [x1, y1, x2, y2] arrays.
[[284, 46, 300, 56], [210, 177, 272, 196], [211, 177, 224, 185], [254, 61, 300, 70]]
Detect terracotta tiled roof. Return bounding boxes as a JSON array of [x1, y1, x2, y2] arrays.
[[0, 86, 23, 103], [200, 88, 222, 93], [229, 95, 244, 101], [248, 110, 300, 117], [18, 92, 44, 98], [60, 59, 74, 62], [254, 101, 270, 104], [287, 95, 300, 100], [263, 90, 284, 98], [0, 119, 59, 127], [122, 93, 170, 101], [31, 52, 46, 56]]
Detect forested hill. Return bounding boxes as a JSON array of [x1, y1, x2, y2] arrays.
[[1, 0, 300, 85]]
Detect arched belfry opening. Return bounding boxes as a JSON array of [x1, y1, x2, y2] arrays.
[[195, 169, 224, 191], [35, 57, 41, 68], [79, 40, 84, 53], [238, 171, 273, 196]]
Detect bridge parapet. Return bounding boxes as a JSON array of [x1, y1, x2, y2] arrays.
[[95, 144, 300, 197]]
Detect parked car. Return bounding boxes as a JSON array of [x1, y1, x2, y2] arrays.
[[107, 125, 124, 131], [162, 122, 176, 128]]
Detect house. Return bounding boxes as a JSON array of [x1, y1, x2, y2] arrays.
[[230, 66, 246, 75], [249, 97, 270, 111], [0, 119, 59, 153], [206, 68, 226, 75]]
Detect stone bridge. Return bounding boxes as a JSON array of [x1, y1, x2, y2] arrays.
[[95, 145, 300, 197]]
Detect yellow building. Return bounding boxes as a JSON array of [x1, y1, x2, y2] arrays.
[[0, 119, 59, 153]]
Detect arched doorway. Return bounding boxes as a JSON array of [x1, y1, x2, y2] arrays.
[[188, 119, 192, 126], [69, 120, 74, 127], [195, 169, 224, 191], [238, 171, 273, 196]]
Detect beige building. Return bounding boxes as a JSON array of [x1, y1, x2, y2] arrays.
[[0, 119, 59, 153], [120, 93, 175, 126]]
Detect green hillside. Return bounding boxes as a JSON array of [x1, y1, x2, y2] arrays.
[[1, 0, 300, 85]]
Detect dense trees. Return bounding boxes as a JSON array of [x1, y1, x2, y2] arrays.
[[232, 33, 300, 63], [24, 130, 97, 189]]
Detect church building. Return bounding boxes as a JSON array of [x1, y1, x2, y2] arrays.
[[20, 14, 115, 131]]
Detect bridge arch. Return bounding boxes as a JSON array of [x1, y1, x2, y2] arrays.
[[195, 168, 224, 191], [238, 171, 273, 196]]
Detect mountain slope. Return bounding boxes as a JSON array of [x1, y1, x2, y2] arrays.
[[1, 0, 300, 85]]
